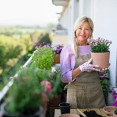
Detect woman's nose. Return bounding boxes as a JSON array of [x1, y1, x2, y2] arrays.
[[81, 29, 85, 34]]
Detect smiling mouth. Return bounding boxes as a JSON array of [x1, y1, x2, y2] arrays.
[[80, 35, 85, 38]]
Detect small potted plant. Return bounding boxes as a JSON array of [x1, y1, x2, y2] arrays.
[[53, 44, 64, 64], [88, 37, 112, 69]]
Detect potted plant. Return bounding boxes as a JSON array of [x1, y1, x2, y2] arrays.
[[32, 43, 54, 70], [88, 37, 112, 69], [33, 42, 64, 65], [0, 66, 53, 117], [53, 44, 64, 64]]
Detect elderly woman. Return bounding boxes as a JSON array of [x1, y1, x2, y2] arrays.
[[60, 16, 106, 108]]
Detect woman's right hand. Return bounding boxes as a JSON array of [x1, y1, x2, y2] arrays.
[[79, 58, 100, 72]]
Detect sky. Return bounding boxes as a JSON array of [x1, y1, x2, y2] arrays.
[[0, 0, 62, 26]]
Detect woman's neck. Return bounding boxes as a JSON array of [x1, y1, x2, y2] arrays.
[[77, 41, 87, 46]]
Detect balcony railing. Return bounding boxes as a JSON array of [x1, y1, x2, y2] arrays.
[[0, 49, 57, 103], [0, 51, 35, 103]]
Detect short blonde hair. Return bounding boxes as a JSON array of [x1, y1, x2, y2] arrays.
[[73, 16, 94, 57]]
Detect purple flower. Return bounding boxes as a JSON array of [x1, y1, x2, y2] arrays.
[[112, 90, 116, 95], [55, 44, 64, 54], [34, 42, 38, 46], [114, 100, 117, 107], [114, 95, 117, 98], [88, 37, 112, 52]]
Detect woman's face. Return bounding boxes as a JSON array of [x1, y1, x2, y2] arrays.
[[75, 21, 92, 45]]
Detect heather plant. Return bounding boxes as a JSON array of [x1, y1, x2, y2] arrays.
[[88, 37, 112, 52]]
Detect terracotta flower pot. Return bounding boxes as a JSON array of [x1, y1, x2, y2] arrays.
[[91, 52, 110, 69], [53, 54, 60, 64], [113, 113, 117, 117], [103, 106, 115, 116]]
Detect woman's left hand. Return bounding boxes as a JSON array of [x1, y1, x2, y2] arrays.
[[98, 67, 109, 78]]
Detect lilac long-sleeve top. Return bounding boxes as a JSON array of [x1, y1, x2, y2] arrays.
[[60, 45, 91, 83]]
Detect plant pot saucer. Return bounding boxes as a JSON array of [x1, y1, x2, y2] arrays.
[[95, 66, 108, 69], [103, 106, 115, 116]]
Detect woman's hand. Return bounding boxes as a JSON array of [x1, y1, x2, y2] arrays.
[[79, 58, 100, 72], [98, 67, 109, 77]]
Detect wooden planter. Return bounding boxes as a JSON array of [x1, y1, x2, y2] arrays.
[[91, 52, 110, 69], [53, 54, 60, 64]]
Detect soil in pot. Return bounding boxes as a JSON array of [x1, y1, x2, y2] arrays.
[[79, 110, 102, 117]]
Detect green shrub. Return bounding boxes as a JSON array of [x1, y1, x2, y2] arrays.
[[38, 32, 52, 45]]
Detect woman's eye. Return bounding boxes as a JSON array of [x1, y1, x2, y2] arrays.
[[86, 29, 89, 30], [78, 27, 82, 29]]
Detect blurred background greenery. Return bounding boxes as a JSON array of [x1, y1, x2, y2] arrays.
[[0, 23, 56, 89]]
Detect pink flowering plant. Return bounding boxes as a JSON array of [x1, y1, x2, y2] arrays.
[[4, 66, 53, 115], [41, 81, 52, 103], [112, 90, 117, 107], [88, 37, 112, 52]]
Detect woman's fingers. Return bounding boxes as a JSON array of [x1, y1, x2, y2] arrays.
[[93, 65, 99, 68], [87, 58, 93, 64]]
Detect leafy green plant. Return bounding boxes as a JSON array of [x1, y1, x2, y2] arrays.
[[100, 70, 112, 104], [100, 77, 111, 97], [88, 37, 112, 52], [32, 43, 54, 70], [51, 67, 67, 96]]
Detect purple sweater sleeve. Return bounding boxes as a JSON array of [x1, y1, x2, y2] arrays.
[[60, 45, 76, 83]]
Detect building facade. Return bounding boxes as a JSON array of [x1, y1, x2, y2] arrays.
[[52, 0, 117, 87]]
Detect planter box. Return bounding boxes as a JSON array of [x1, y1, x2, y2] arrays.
[[53, 54, 60, 64]]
